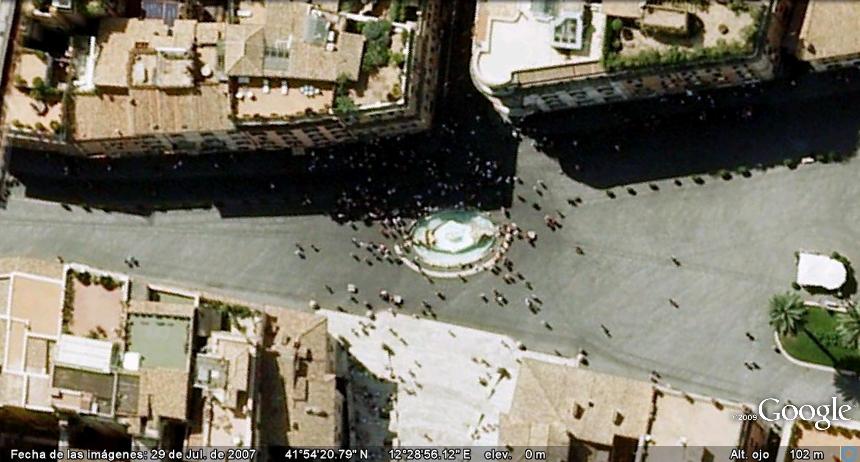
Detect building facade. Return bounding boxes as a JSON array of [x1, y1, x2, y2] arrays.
[[471, 0, 788, 121]]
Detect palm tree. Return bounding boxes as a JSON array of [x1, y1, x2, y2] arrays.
[[769, 292, 807, 336], [838, 304, 860, 349]]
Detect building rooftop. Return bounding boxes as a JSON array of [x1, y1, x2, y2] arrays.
[[73, 83, 233, 140], [55, 335, 116, 374], [70, 0, 371, 139], [500, 358, 654, 448], [137, 367, 190, 421], [796, 0, 860, 61], [473, 0, 606, 87], [646, 390, 746, 461], [473, 0, 767, 88], [93, 18, 197, 89], [791, 420, 860, 448], [224, 1, 364, 82], [267, 308, 341, 447]]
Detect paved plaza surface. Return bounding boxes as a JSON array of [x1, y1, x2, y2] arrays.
[[325, 310, 520, 446], [2, 140, 860, 414]]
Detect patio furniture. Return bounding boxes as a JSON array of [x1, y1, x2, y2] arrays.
[[262, 79, 270, 94], [281, 80, 289, 95]]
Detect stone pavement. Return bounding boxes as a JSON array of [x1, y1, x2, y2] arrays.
[[324, 310, 520, 446], [1, 144, 860, 420]]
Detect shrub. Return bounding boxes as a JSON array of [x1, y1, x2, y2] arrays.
[[98, 275, 120, 291], [389, 51, 405, 68], [387, 82, 402, 101], [335, 72, 351, 97], [83, 0, 107, 17], [34, 122, 46, 132], [361, 20, 392, 73], [49, 120, 62, 132], [338, 0, 362, 13], [389, 0, 404, 22], [363, 20, 392, 43], [610, 18, 623, 32], [729, 0, 750, 14], [362, 43, 390, 73], [75, 271, 92, 286], [334, 95, 358, 117], [14, 75, 26, 88], [62, 273, 75, 332]]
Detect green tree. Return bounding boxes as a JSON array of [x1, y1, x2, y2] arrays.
[[769, 292, 807, 336], [362, 43, 390, 72], [361, 20, 392, 73], [363, 20, 392, 44], [838, 305, 860, 349], [335, 72, 351, 97], [84, 0, 107, 16], [334, 95, 358, 118]]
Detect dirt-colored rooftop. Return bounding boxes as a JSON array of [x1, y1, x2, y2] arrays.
[[15, 52, 49, 86], [137, 367, 190, 421], [265, 307, 340, 447], [225, 1, 364, 82], [73, 84, 233, 140], [10, 274, 63, 337], [68, 279, 125, 341], [648, 390, 744, 448], [94, 18, 197, 88], [500, 359, 654, 448], [796, 0, 860, 61], [791, 420, 860, 447]]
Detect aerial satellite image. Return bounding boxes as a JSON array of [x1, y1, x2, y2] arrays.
[[0, 0, 859, 461]]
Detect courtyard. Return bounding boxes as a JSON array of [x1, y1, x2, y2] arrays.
[[66, 270, 127, 340]]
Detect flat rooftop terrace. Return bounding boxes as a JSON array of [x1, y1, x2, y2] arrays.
[[126, 313, 190, 370], [473, 1, 605, 87]]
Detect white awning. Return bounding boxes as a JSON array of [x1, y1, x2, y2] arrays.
[[55, 335, 116, 374], [796, 253, 847, 290]]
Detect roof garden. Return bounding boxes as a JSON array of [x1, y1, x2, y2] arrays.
[[5, 49, 65, 137], [602, 0, 768, 71]]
